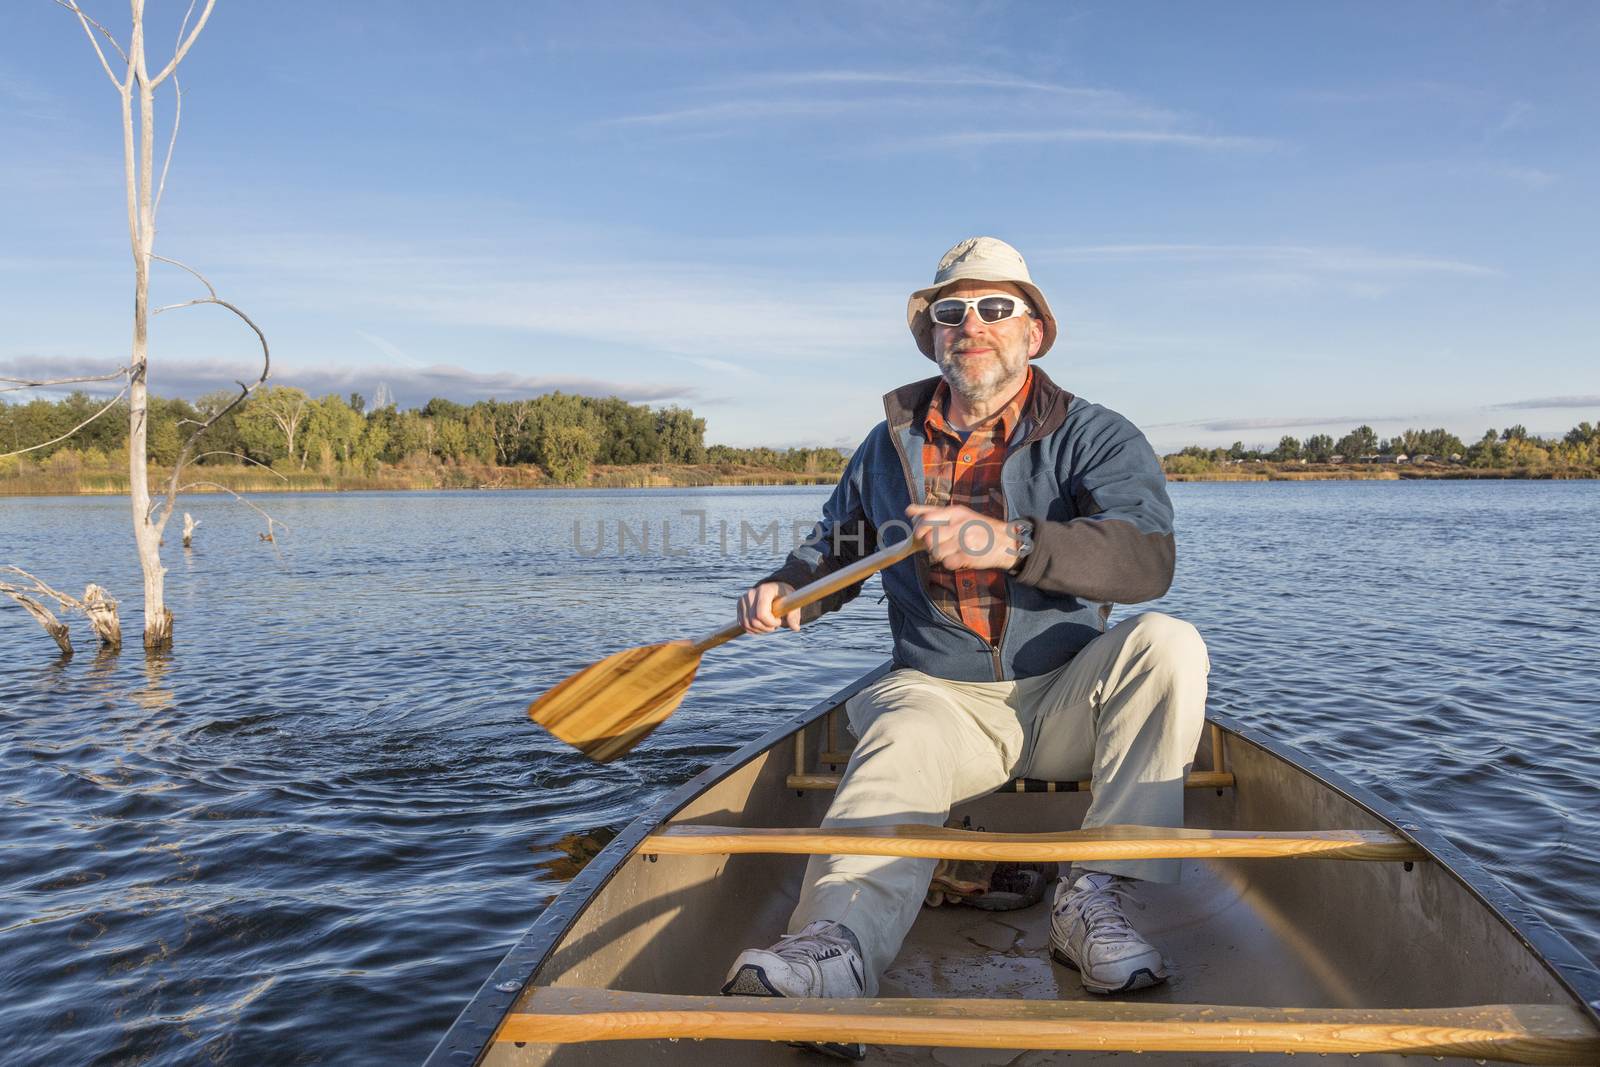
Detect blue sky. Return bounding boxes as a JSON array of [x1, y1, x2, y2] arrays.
[[3, 1, 1597, 451]]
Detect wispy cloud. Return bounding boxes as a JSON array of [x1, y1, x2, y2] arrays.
[[1147, 413, 1412, 433], [1038, 244, 1498, 277], [708, 70, 1178, 121], [1492, 395, 1600, 410], [600, 67, 1257, 153], [190, 231, 906, 366], [353, 330, 424, 369], [601, 98, 880, 127], [893, 129, 1273, 151], [674, 355, 756, 377], [0, 355, 695, 409]]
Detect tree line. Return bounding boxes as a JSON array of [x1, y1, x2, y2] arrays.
[[1, 388, 846, 485], [1166, 422, 1600, 473]]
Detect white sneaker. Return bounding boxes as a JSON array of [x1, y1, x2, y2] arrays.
[[722, 920, 869, 1061], [1050, 872, 1168, 995]]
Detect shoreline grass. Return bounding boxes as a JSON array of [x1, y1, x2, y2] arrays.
[[4, 461, 1595, 497], [0, 462, 840, 497]]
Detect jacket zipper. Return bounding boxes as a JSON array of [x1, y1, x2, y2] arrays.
[[991, 454, 1012, 682], [889, 413, 1013, 682]]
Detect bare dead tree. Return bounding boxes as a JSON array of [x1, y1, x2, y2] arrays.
[[36, 0, 274, 650]]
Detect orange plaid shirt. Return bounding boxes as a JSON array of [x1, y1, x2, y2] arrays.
[[920, 367, 1034, 645]]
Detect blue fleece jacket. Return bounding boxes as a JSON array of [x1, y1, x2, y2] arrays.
[[763, 367, 1175, 682]]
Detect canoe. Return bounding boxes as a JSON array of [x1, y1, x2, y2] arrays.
[[427, 663, 1600, 1066]]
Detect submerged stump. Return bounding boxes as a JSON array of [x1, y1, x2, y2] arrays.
[[82, 584, 121, 651]]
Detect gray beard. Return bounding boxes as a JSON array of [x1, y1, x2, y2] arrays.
[[936, 342, 1027, 407]]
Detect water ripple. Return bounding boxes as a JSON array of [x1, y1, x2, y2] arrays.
[[1, 482, 1596, 1064]]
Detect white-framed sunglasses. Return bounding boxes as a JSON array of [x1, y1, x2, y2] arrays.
[[928, 293, 1033, 327]]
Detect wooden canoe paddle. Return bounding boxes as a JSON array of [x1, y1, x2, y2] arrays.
[[529, 537, 923, 762]]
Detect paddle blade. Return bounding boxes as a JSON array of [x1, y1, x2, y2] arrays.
[[528, 641, 703, 763]]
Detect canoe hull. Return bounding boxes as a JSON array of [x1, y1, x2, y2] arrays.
[[428, 664, 1600, 1066]]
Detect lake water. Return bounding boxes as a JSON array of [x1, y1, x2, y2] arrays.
[[2, 482, 1597, 1065]]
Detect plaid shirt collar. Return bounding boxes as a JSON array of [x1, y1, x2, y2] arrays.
[[923, 366, 1035, 446]]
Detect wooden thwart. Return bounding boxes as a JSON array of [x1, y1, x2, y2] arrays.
[[640, 822, 1426, 862], [496, 989, 1600, 1065], [788, 770, 1235, 793]]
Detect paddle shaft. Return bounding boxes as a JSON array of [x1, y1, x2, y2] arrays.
[[690, 538, 922, 654]]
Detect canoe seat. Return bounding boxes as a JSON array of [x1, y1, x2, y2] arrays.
[[495, 988, 1600, 1063], [639, 823, 1426, 862], [787, 770, 1235, 793]]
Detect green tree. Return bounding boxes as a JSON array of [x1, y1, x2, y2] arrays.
[[1504, 437, 1550, 467], [1273, 436, 1301, 461], [435, 417, 469, 462], [1302, 434, 1334, 462], [1334, 425, 1378, 460], [1467, 429, 1504, 468], [386, 409, 431, 461], [655, 406, 707, 464], [146, 395, 195, 466], [353, 416, 390, 472], [464, 405, 498, 465], [191, 389, 249, 463], [237, 385, 312, 467], [303, 394, 366, 470], [540, 424, 598, 484], [1163, 453, 1215, 475]]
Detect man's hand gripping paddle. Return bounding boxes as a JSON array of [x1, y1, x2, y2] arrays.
[[528, 538, 922, 762]]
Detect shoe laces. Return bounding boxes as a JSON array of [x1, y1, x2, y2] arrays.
[[772, 922, 857, 974], [1059, 874, 1141, 944]]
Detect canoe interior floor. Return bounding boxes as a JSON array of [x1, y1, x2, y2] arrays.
[[877, 857, 1380, 1066]]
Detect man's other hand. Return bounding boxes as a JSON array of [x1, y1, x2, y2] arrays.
[[738, 581, 800, 634], [906, 503, 1024, 572]]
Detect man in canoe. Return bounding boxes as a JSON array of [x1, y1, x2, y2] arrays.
[[723, 236, 1210, 1016]]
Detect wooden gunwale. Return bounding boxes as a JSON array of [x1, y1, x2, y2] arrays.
[[422, 660, 1600, 1066], [497, 990, 1600, 1064]]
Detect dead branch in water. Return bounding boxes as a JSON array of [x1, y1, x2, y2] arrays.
[[0, 580, 73, 656], [174, 482, 289, 542], [1, 567, 124, 657]]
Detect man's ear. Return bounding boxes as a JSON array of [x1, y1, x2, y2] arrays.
[[1027, 317, 1044, 358]]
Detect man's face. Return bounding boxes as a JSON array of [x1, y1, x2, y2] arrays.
[[931, 280, 1043, 406]]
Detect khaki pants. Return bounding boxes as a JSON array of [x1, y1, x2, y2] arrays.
[[788, 612, 1210, 981]]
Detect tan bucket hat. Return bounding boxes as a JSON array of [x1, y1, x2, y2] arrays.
[[907, 236, 1058, 361]]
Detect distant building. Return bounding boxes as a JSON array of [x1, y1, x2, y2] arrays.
[[1373, 454, 1407, 464]]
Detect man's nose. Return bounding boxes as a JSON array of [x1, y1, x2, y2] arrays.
[[959, 308, 986, 334]]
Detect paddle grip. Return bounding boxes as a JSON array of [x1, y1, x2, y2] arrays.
[[692, 538, 923, 654]]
